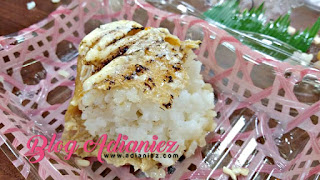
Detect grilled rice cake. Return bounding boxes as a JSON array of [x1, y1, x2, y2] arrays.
[[62, 20, 209, 174]]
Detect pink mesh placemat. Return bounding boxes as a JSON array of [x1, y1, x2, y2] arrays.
[[0, 0, 320, 179]]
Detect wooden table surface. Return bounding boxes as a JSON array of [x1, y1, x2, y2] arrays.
[[0, 0, 70, 36], [0, 0, 319, 180]]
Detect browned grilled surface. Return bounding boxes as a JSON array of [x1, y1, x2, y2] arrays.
[[78, 23, 200, 109], [62, 21, 202, 174]]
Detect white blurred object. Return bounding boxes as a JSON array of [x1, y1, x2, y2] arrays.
[[305, 0, 320, 12], [75, 158, 90, 167], [285, 51, 314, 66], [313, 35, 320, 45], [223, 166, 250, 180], [58, 70, 70, 78], [51, 0, 61, 3], [287, 26, 297, 35], [26, 1, 36, 10]]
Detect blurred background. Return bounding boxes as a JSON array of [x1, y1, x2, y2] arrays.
[[1, 0, 319, 36], [146, 0, 319, 35]]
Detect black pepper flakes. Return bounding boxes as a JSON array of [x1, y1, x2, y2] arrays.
[[120, 46, 129, 54], [109, 80, 115, 85], [135, 64, 148, 74], [148, 59, 155, 63], [178, 155, 185, 162], [144, 82, 152, 90], [172, 65, 181, 71], [163, 102, 172, 109], [165, 75, 173, 83], [93, 45, 130, 72], [133, 27, 144, 30], [168, 166, 176, 174], [123, 74, 134, 80]]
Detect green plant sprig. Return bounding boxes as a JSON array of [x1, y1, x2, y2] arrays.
[[204, 0, 320, 60]]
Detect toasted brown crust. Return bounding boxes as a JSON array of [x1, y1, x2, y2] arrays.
[[62, 20, 202, 173]]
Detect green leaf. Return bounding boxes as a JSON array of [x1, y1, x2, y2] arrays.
[[204, 0, 320, 60]]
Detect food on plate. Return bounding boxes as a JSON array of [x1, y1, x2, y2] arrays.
[[62, 20, 216, 178]]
